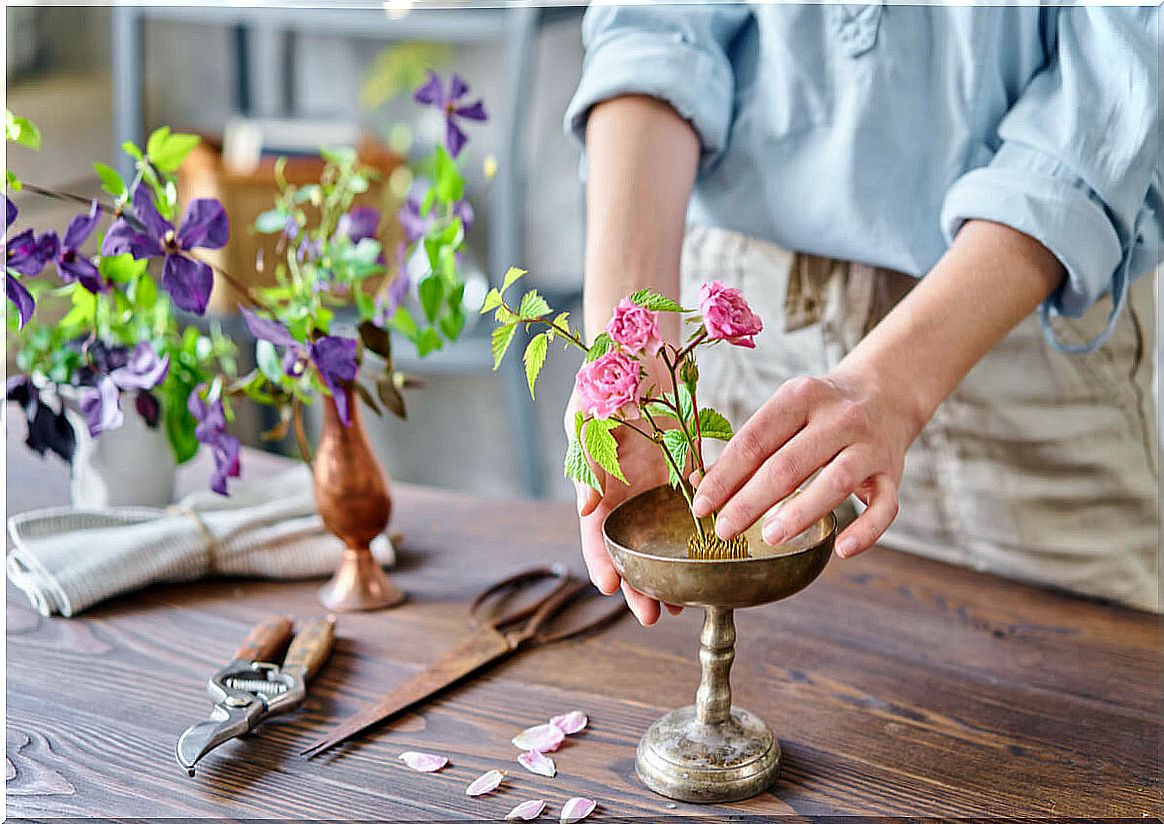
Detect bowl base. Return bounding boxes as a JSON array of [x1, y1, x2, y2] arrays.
[[636, 705, 781, 803]]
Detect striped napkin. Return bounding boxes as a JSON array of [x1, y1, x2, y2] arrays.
[[6, 465, 395, 617]]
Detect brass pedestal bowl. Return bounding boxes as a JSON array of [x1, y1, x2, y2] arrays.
[[603, 485, 835, 803]]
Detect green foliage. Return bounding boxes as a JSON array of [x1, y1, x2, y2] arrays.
[[630, 288, 686, 312], [491, 323, 518, 370], [145, 127, 200, 174], [6, 110, 41, 149], [501, 266, 527, 294], [662, 429, 690, 488], [582, 417, 627, 485], [564, 435, 600, 492], [93, 163, 127, 199], [255, 208, 289, 234], [523, 331, 549, 399], [586, 332, 613, 362], [417, 274, 445, 323], [518, 289, 550, 320], [360, 42, 453, 111], [697, 407, 733, 440], [433, 145, 465, 202]]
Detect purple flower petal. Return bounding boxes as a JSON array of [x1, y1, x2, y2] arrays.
[[177, 198, 229, 250], [209, 432, 241, 495], [448, 72, 469, 102], [130, 183, 172, 240], [63, 200, 101, 250], [5, 195, 16, 229], [111, 342, 169, 391], [506, 800, 547, 821], [80, 376, 124, 436], [6, 273, 35, 328], [549, 711, 588, 735], [58, 255, 105, 294], [134, 390, 161, 428], [7, 228, 58, 276], [413, 69, 446, 107], [560, 798, 596, 824], [337, 206, 380, 244], [162, 254, 213, 315], [310, 336, 358, 426], [454, 100, 488, 122], [465, 769, 505, 797], [517, 749, 556, 778], [397, 751, 449, 773], [512, 723, 565, 753], [101, 218, 164, 259], [445, 119, 468, 158], [452, 199, 475, 234], [241, 306, 297, 346]]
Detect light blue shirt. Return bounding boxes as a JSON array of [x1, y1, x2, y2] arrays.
[[565, 3, 1162, 352]]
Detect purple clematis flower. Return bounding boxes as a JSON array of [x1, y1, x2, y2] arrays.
[[54, 200, 105, 293], [337, 207, 381, 244], [102, 184, 228, 315], [240, 307, 360, 426], [188, 385, 241, 496], [397, 191, 432, 245], [6, 375, 76, 463], [413, 70, 488, 158], [77, 342, 170, 436], [5, 196, 58, 328]]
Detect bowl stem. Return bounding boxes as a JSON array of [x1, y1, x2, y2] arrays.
[[695, 606, 735, 726]]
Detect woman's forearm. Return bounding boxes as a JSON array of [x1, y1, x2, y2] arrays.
[[837, 219, 1066, 436], [583, 95, 700, 344]]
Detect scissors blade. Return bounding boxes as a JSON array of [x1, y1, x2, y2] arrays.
[[175, 702, 261, 775], [300, 625, 513, 759]]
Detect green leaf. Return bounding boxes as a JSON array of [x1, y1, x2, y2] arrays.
[[320, 145, 358, 168], [629, 288, 686, 312], [6, 111, 41, 149], [657, 384, 694, 426], [548, 312, 570, 341], [387, 306, 419, 342], [420, 186, 437, 217], [121, 140, 143, 161], [93, 163, 127, 198], [99, 253, 148, 284], [662, 429, 691, 488], [59, 288, 96, 328], [518, 289, 550, 320], [583, 417, 627, 485], [433, 144, 465, 202], [523, 331, 549, 399], [376, 370, 407, 419], [501, 266, 526, 295], [255, 339, 284, 383], [563, 435, 601, 492], [696, 407, 733, 440], [255, 208, 289, 234], [438, 306, 465, 342], [131, 273, 158, 309], [415, 326, 443, 357], [6, 169, 21, 191], [145, 126, 171, 160], [491, 323, 518, 370], [480, 287, 503, 314], [417, 274, 445, 324], [149, 132, 200, 174], [586, 332, 613, 362]]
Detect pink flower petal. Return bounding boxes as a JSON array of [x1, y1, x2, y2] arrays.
[[506, 799, 547, 820], [397, 751, 448, 772], [549, 711, 588, 735], [512, 722, 565, 753], [465, 768, 506, 797], [560, 797, 596, 823], [517, 749, 556, 778]]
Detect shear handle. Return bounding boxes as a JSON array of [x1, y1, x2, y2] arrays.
[[283, 615, 337, 679], [234, 615, 294, 662], [469, 564, 571, 629]]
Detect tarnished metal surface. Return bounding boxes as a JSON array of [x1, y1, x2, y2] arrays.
[[603, 485, 835, 803]]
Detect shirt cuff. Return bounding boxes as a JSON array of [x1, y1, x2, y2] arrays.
[[939, 140, 1123, 319], [563, 29, 735, 174]]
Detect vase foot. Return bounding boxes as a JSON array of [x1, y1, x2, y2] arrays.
[[636, 705, 781, 803], [319, 546, 406, 612]]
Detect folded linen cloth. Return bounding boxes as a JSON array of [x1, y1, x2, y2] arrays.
[[7, 464, 395, 617]]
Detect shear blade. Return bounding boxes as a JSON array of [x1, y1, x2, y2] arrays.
[[176, 706, 256, 774]]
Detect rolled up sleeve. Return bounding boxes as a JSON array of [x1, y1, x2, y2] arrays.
[[564, 4, 750, 174], [939, 7, 1162, 350]]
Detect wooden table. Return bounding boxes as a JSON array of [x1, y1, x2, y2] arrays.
[[6, 436, 1160, 818]]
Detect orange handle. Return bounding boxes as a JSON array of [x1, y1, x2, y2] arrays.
[[233, 615, 294, 662], [282, 615, 336, 679]]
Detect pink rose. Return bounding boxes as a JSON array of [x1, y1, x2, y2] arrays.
[[606, 297, 663, 356], [698, 280, 764, 348], [575, 349, 642, 420]]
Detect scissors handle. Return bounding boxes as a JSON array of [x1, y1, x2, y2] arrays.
[[234, 615, 294, 662], [517, 578, 627, 645], [283, 615, 336, 679], [469, 564, 571, 629]]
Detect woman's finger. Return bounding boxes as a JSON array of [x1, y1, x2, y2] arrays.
[[761, 447, 873, 545], [713, 425, 848, 540], [621, 580, 661, 626], [579, 502, 620, 595], [692, 377, 815, 517], [835, 474, 898, 558]]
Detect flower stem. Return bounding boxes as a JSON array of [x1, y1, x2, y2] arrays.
[[641, 406, 705, 540]]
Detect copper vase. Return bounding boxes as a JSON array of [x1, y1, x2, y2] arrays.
[[313, 387, 405, 611]]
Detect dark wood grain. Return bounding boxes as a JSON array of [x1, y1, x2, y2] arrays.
[[5, 427, 1160, 818]]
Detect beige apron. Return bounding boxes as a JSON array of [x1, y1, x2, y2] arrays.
[[680, 224, 1160, 612]]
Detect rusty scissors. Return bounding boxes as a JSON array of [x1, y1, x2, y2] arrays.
[[301, 563, 624, 758]]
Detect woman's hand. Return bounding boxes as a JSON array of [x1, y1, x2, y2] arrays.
[[691, 366, 923, 557], [564, 390, 677, 625]]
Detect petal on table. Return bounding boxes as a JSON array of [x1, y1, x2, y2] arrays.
[[506, 799, 547, 820], [465, 769, 505, 797], [549, 711, 588, 735], [397, 751, 448, 772], [517, 750, 556, 778], [512, 723, 565, 753], [560, 797, 596, 824]]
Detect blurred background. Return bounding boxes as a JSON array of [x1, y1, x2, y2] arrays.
[[6, 3, 590, 501]]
